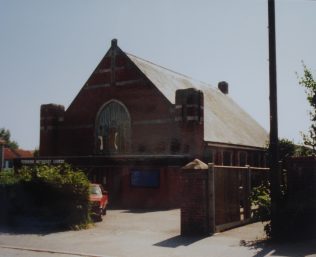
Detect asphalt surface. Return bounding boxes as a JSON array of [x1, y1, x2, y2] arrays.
[[0, 209, 316, 257]]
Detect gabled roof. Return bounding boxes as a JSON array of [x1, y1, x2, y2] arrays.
[[126, 53, 268, 148]]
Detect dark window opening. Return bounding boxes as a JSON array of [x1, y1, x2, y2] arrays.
[[203, 148, 213, 163], [239, 151, 248, 166], [223, 150, 232, 166]]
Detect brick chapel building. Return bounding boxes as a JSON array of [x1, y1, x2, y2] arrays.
[[38, 39, 268, 208]]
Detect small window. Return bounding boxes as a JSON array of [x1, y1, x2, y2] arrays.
[[203, 148, 215, 163], [253, 152, 261, 167], [215, 150, 222, 165], [239, 151, 248, 166], [5, 160, 10, 169], [223, 150, 232, 166], [130, 170, 160, 188]]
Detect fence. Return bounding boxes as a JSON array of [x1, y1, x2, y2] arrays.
[[283, 157, 316, 237], [180, 163, 269, 236]]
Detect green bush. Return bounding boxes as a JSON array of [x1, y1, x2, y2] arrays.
[[250, 181, 272, 237], [0, 170, 19, 185], [250, 179, 316, 240], [0, 164, 91, 230]]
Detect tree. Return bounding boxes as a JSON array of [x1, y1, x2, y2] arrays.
[[297, 63, 316, 154], [266, 138, 300, 161], [278, 138, 295, 161], [278, 138, 312, 158], [0, 128, 19, 149], [257, 138, 309, 238]]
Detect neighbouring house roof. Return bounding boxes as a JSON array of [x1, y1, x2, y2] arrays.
[[4, 148, 33, 160], [126, 53, 268, 148]]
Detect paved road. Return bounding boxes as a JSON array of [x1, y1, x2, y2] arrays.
[[0, 209, 316, 257], [0, 246, 99, 257]]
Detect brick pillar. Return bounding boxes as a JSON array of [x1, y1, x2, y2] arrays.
[[39, 104, 65, 156], [180, 160, 215, 236], [175, 88, 204, 157], [0, 141, 4, 170]]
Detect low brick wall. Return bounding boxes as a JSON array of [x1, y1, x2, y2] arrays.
[[181, 170, 207, 235], [180, 168, 214, 236]]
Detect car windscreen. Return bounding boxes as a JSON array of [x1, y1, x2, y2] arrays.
[[90, 185, 102, 196]]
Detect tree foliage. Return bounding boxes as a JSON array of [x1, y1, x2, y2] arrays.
[[266, 138, 311, 163], [0, 127, 19, 149], [0, 169, 19, 185], [278, 138, 295, 161], [255, 137, 313, 240], [297, 63, 316, 153], [250, 180, 272, 236]]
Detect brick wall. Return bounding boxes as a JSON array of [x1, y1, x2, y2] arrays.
[[180, 168, 214, 236], [120, 167, 182, 209], [88, 165, 183, 209], [39, 42, 204, 157]]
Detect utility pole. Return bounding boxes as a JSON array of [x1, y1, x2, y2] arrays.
[[268, 0, 281, 238]]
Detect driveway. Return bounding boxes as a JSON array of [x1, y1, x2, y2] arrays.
[[0, 209, 316, 257]]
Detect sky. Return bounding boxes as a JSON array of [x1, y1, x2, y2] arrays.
[[0, 0, 316, 150]]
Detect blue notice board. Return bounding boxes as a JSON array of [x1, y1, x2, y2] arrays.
[[131, 170, 160, 188]]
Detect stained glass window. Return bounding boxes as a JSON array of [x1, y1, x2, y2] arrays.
[[96, 100, 131, 154]]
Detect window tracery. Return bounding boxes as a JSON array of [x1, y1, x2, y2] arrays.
[[96, 100, 131, 154]]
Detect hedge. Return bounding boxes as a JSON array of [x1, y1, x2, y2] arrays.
[[0, 164, 91, 230]]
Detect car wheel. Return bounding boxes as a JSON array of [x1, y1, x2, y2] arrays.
[[96, 214, 103, 221]]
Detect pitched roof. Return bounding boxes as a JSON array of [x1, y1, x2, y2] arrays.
[[4, 148, 33, 160], [126, 53, 268, 148]]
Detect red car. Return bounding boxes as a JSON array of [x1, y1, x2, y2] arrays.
[[89, 183, 108, 221]]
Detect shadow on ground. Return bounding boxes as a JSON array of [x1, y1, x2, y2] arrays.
[[0, 215, 68, 236], [242, 237, 316, 257], [120, 208, 172, 214], [154, 235, 207, 248]]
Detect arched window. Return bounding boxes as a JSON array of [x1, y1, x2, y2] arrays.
[[96, 100, 131, 154]]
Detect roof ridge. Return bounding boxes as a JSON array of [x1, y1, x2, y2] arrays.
[[125, 52, 209, 86]]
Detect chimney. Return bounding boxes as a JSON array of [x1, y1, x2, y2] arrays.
[[218, 81, 229, 94], [111, 38, 118, 48]]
